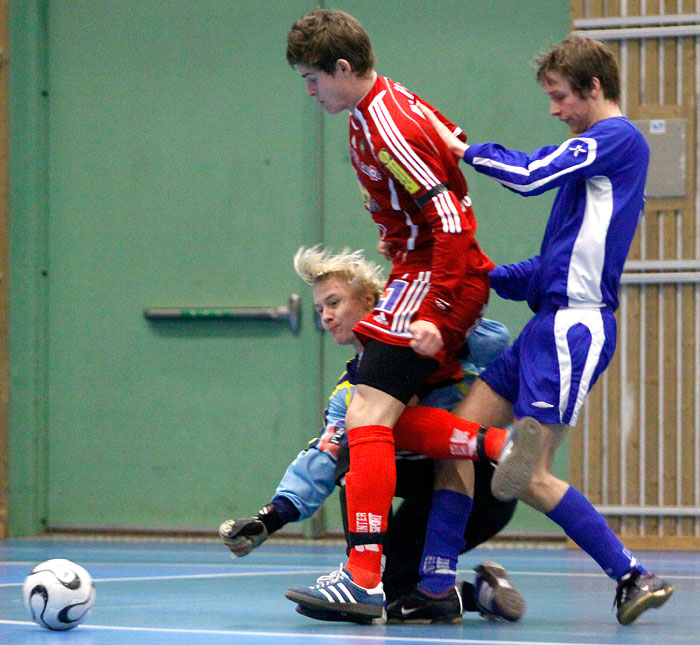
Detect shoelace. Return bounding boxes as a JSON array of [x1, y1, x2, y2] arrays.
[[613, 570, 641, 608], [316, 564, 345, 587], [614, 586, 627, 608]]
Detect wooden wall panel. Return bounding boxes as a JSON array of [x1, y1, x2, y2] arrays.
[[624, 288, 642, 536], [680, 286, 697, 530], [661, 286, 678, 536], [588, 0, 605, 18], [629, 0, 642, 18], [607, 0, 622, 18]]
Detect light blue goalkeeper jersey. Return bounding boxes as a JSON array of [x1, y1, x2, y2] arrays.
[[464, 117, 649, 312], [273, 318, 510, 520]]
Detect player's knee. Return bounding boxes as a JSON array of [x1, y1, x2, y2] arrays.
[[345, 385, 404, 429], [345, 384, 380, 428], [345, 404, 367, 431]]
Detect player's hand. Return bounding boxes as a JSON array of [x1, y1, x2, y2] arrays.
[[218, 517, 268, 557], [417, 103, 468, 160], [376, 240, 391, 260], [409, 320, 444, 357]]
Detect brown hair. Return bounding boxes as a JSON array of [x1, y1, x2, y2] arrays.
[[286, 8, 375, 76], [536, 36, 620, 102]]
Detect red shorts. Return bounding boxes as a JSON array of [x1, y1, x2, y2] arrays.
[[353, 269, 490, 384]]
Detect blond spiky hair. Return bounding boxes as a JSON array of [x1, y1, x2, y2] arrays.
[[293, 245, 385, 303]]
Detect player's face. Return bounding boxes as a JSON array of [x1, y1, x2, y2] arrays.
[[313, 275, 374, 346], [542, 72, 595, 135], [296, 64, 355, 114]]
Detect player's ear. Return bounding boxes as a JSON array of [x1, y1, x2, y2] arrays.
[[588, 77, 602, 99], [335, 59, 352, 75]]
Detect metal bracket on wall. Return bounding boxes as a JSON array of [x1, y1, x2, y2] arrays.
[[144, 294, 301, 333]]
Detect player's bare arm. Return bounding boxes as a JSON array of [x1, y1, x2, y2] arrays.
[[418, 103, 468, 160]]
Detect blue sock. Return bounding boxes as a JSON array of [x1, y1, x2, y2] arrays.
[[417, 489, 472, 596], [546, 486, 648, 580]]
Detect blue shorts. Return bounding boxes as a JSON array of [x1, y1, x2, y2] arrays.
[[480, 306, 616, 426]]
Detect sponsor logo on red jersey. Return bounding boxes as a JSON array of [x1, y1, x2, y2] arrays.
[[377, 148, 420, 195]]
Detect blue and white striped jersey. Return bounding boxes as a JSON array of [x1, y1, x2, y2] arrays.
[[465, 117, 649, 312]]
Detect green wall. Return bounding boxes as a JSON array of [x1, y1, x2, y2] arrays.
[[9, 0, 50, 536], [10, 1, 569, 538]]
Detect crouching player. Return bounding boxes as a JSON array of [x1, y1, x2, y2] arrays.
[[219, 246, 524, 623]]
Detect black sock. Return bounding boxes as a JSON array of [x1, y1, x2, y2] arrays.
[[461, 581, 478, 612], [258, 496, 300, 534]]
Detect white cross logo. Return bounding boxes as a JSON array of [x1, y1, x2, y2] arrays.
[[569, 144, 586, 157]]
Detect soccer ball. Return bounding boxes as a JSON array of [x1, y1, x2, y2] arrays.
[[22, 559, 96, 631]]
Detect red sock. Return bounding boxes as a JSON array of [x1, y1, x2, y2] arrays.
[[393, 406, 508, 460], [483, 423, 508, 461], [345, 424, 395, 589]]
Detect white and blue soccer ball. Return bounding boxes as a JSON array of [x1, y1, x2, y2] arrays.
[[22, 558, 95, 631]]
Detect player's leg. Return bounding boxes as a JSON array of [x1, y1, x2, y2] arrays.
[[337, 451, 434, 603], [518, 421, 673, 624], [454, 353, 544, 501], [293, 455, 433, 625], [386, 460, 525, 623], [342, 341, 441, 588], [384, 459, 524, 621], [504, 308, 673, 625], [382, 458, 435, 603], [392, 405, 510, 461], [460, 462, 524, 621], [386, 458, 474, 623], [285, 383, 400, 621], [387, 358, 540, 623], [342, 384, 403, 589], [286, 341, 436, 621]]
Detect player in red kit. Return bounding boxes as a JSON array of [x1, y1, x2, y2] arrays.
[[347, 76, 493, 375], [284, 8, 543, 624]]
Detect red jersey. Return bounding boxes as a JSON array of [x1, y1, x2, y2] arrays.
[[349, 76, 493, 331]]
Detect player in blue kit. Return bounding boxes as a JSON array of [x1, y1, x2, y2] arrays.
[[414, 35, 674, 626], [219, 245, 525, 623]]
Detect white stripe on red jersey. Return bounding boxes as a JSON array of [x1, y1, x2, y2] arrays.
[[391, 272, 431, 334], [369, 92, 442, 190], [349, 76, 493, 330]]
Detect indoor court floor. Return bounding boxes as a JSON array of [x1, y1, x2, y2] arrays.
[[0, 536, 698, 644]]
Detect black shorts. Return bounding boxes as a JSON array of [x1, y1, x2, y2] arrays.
[[356, 339, 438, 404]]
